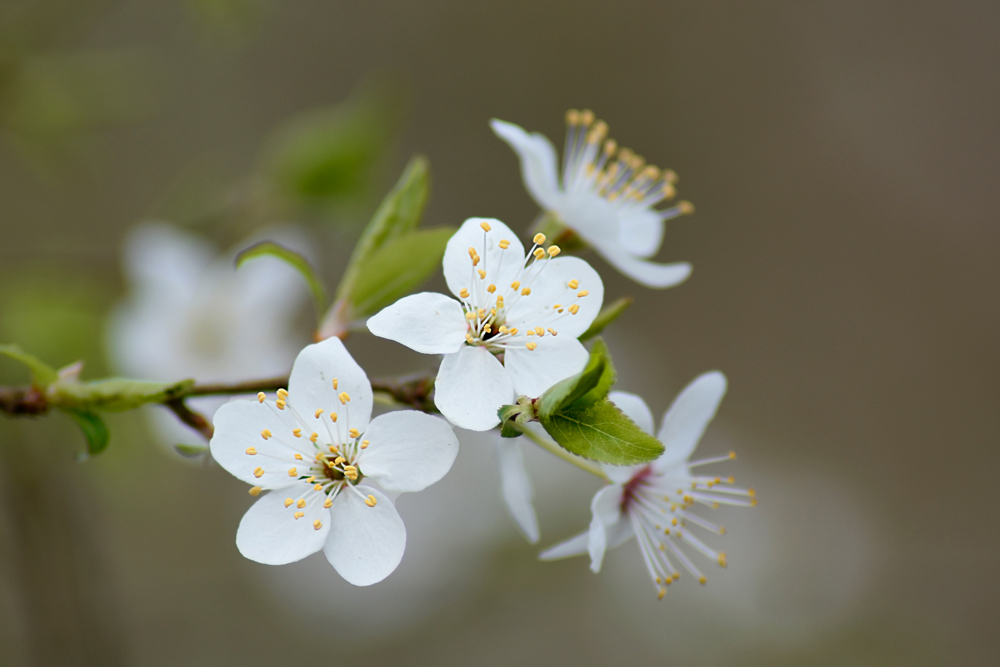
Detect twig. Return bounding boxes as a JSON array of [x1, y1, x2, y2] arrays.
[[163, 399, 214, 441], [0, 387, 49, 416]]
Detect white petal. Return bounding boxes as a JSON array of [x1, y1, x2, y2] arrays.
[[288, 337, 373, 432], [538, 531, 589, 561], [235, 489, 331, 565], [210, 398, 313, 488], [366, 292, 467, 355], [503, 339, 589, 398], [588, 485, 627, 573], [121, 223, 213, 298], [596, 245, 692, 289], [442, 217, 525, 301], [357, 411, 459, 492], [323, 486, 406, 586], [608, 391, 654, 435], [434, 346, 514, 431], [655, 371, 727, 470], [617, 210, 664, 259], [504, 255, 604, 340], [490, 119, 562, 209], [495, 437, 539, 543]]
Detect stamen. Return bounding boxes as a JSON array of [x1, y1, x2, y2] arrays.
[[276, 400, 286, 410], [314, 483, 323, 490], [313, 520, 323, 531], [260, 429, 272, 440], [521, 287, 531, 296], [526, 342, 537, 351], [294, 453, 303, 461], [365, 495, 378, 507], [348, 428, 360, 439], [569, 304, 580, 314], [547, 245, 561, 257], [339, 392, 351, 404], [328, 445, 338, 454], [332, 379, 338, 390], [499, 239, 510, 249], [296, 499, 306, 509], [330, 412, 338, 422], [577, 290, 589, 297], [533, 233, 546, 245], [361, 440, 370, 449], [292, 428, 302, 437], [253, 467, 264, 478], [511, 281, 521, 290], [288, 468, 297, 477], [277, 388, 289, 399], [568, 279, 579, 289], [478, 269, 486, 279], [249, 486, 262, 496], [460, 288, 470, 298], [508, 327, 518, 335], [257, 392, 265, 403], [314, 409, 324, 418], [294, 512, 304, 520], [245, 447, 257, 455], [284, 498, 294, 508], [466, 311, 476, 321], [548, 328, 558, 336], [533, 248, 546, 260], [323, 498, 333, 508], [534, 327, 545, 336], [487, 284, 497, 293]]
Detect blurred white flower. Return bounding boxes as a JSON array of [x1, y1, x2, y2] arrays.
[[108, 222, 310, 449], [367, 217, 604, 431], [495, 434, 540, 543], [491, 111, 693, 289], [210, 337, 459, 586], [540, 373, 754, 599]]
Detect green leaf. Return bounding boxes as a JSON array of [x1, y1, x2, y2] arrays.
[[236, 241, 327, 316], [537, 338, 615, 416], [347, 227, 454, 318], [498, 404, 524, 438], [63, 409, 110, 459], [52, 378, 195, 412], [0, 344, 58, 387], [174, 443, 209, 458], [538, 398, 664, 466], [335, 156, 430, 305], [580, 297, 633, 341]]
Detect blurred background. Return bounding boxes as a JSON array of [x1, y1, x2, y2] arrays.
[[1, 0, 997, 665]]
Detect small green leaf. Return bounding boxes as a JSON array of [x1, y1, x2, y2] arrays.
[[347, 227, 455, 318], [174, 443, 209, 458], [537, 338, 615, 416], [236, 241, 327, 316], [63, 409, 110, 459], [52, 378, 195, 412], [539, 398, 664, 465], [580, 297, 633, 341], [0, 344, 58, 387], [498, 404, 524, 438]]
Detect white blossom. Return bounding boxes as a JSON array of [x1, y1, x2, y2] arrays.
[[540, 373, 755, 599], [210, 337, 459, 586], [367, 217, 604, 431], [491, 111, 693, 288]]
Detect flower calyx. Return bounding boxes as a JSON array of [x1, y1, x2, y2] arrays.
[[498, 395, 538, 438]]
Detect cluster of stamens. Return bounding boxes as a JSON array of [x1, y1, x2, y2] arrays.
[[563, 109, 693, 221], [244, 381, 378, 530], [621, 451, 755, 599], [458, 222, 590, 352]]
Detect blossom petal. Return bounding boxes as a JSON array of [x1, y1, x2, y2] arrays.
[[588, 485, 627, 573], [538, 531, 589, 560], [235, 489, 331, 565], [503, 255, 604, 340], [596, 245, 692, 289], [503, 339, 589, 399], [617, 210, 664, 259], [323, 486, 406, 586], [495, 437, 539, 543], [358, 411, 459, 492], [366, 292, 468, 355], [490, 119, 561, 210], [121, 223, 213, 298], [655, 371, 727, 470], [288, 337, 373, 432], [442, 217, 525, 301], [434, 345, 514, 431], [608, 391, 654, 435]]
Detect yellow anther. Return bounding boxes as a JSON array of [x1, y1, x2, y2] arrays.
[[468, 246, 478, 259], [679, 201, 695, 215], [521, 287, 531, 296], [330, 412, 338, 422], [657, 588, 667, 600], [295, 499, 306, 509], [498, 326, 508, 334], [547, 328, 558, 336], [487, 284, 497, 293], [277, 388, 289, 399], [284, 498, 294, 508], [577, 290, 589, 297], [334, 456, 346, 465], [249, 486, 262, 496], [294, 453, 303, 461], [332, 378, 338, 390], [499, 239, 510, 249], [348, 428, 360, 439], [490, 307, 497, 316], [307, 476, 315, 483], [526, 329, 535, 336], [276, 400, 286, 410], [288, 468, 297, 477], [569, 304, 580, 315], [294, 512, 304, 520], [604, 139, 617, 155], [535, 327, 545, 336], [748, 488, 756, 496], [314, 483, 323, 491], [718, 553, 728, 568], [568, 279, 579, 289], [339, 392, 351, 404], [477, 308, 486, 318], [292, 428, 302, 437], [566, 108, 580, 125], [658, 544, 666, 551], [480, 221, 492, 232], [365, 494, 378, 507], [253, 467, 264, 478], [699, 576, 707, 585], [671, 518, 678, 526], [313, 520, 323, 531], [245, 447, 257, 456], [361, 440, 370, 449], [508, 327, 518, 335], [460, 288, 470, 298], [552, 304, 562, 310], [309, 432, 319, 443], [478, 269, 486, 279], [496, 295, 504, 305], [466, 311, 476, 321], [323, 498, 333, 509], [526, 342, 538, 351], [663, 182, 676, 199], [719, 526, 727, 535], [547, 245, 561, 257], [472, 255, 480, 266], [465, 333, 474, 343], [533, 233, 546, 245], [328, 445, 339, 454], [260, 429, 272, 440], [511, 281, 521, 290], [587, 121, 608, 144], [257, 392, 266, 403], [728, 451, 737, 459], [314, 409, 324, 418], [533, 248, 546, 260], [664, 528, 670, 535]]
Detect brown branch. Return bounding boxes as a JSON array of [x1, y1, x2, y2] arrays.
[[163, 399, 214, 441], [184, 377, 289, 397], [0, 387, 49, 416]]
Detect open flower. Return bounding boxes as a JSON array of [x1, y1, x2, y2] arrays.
[[540, 373, 755, 599], [367, 217, 604, 431], [491, 111, 693, 288], [210, 337, 459, 586]]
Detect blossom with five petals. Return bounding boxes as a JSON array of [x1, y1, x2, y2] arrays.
[[491, 111, 693, 288], [367, 217, 604, 431], [540, 373, 755, 599], [210, 337, 459, 586]]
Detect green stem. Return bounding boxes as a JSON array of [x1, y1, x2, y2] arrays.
[[515, 423, 609, 481]]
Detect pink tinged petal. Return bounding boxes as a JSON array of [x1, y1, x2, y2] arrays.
[[288, 337, 373, 432], [503, 339, 589, 399], [358, 411, 459, 492], [209, 398, 309, 488], [366, 292, 468, 355], [595, 244, 692, 289], [323, 486, 406, 586], [489, 119, 562, 210], [504, 255, 604, 339], [434, 345, 514, 431], [617, 209, 664, 259], [442, 217, 525, 300], [538, 531, 590, 561], [235, 489, 331, 565], [495, 437, 539, 543], [608, 391, 655, 435], [588, 485, 627, 573], [655, 371, 728, 471]]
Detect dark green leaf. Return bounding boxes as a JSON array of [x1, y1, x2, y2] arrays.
[[537, 338, 615, 416], [63, 409, 110, 459], [539, 398, 664, 465], [236, 241, 327, 316], [52, 378, 195, 412], [0, 344, 58, 387], [498, 404, 524, 438], [580, 297, 633, 341], [174, 443, 209, 458]]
